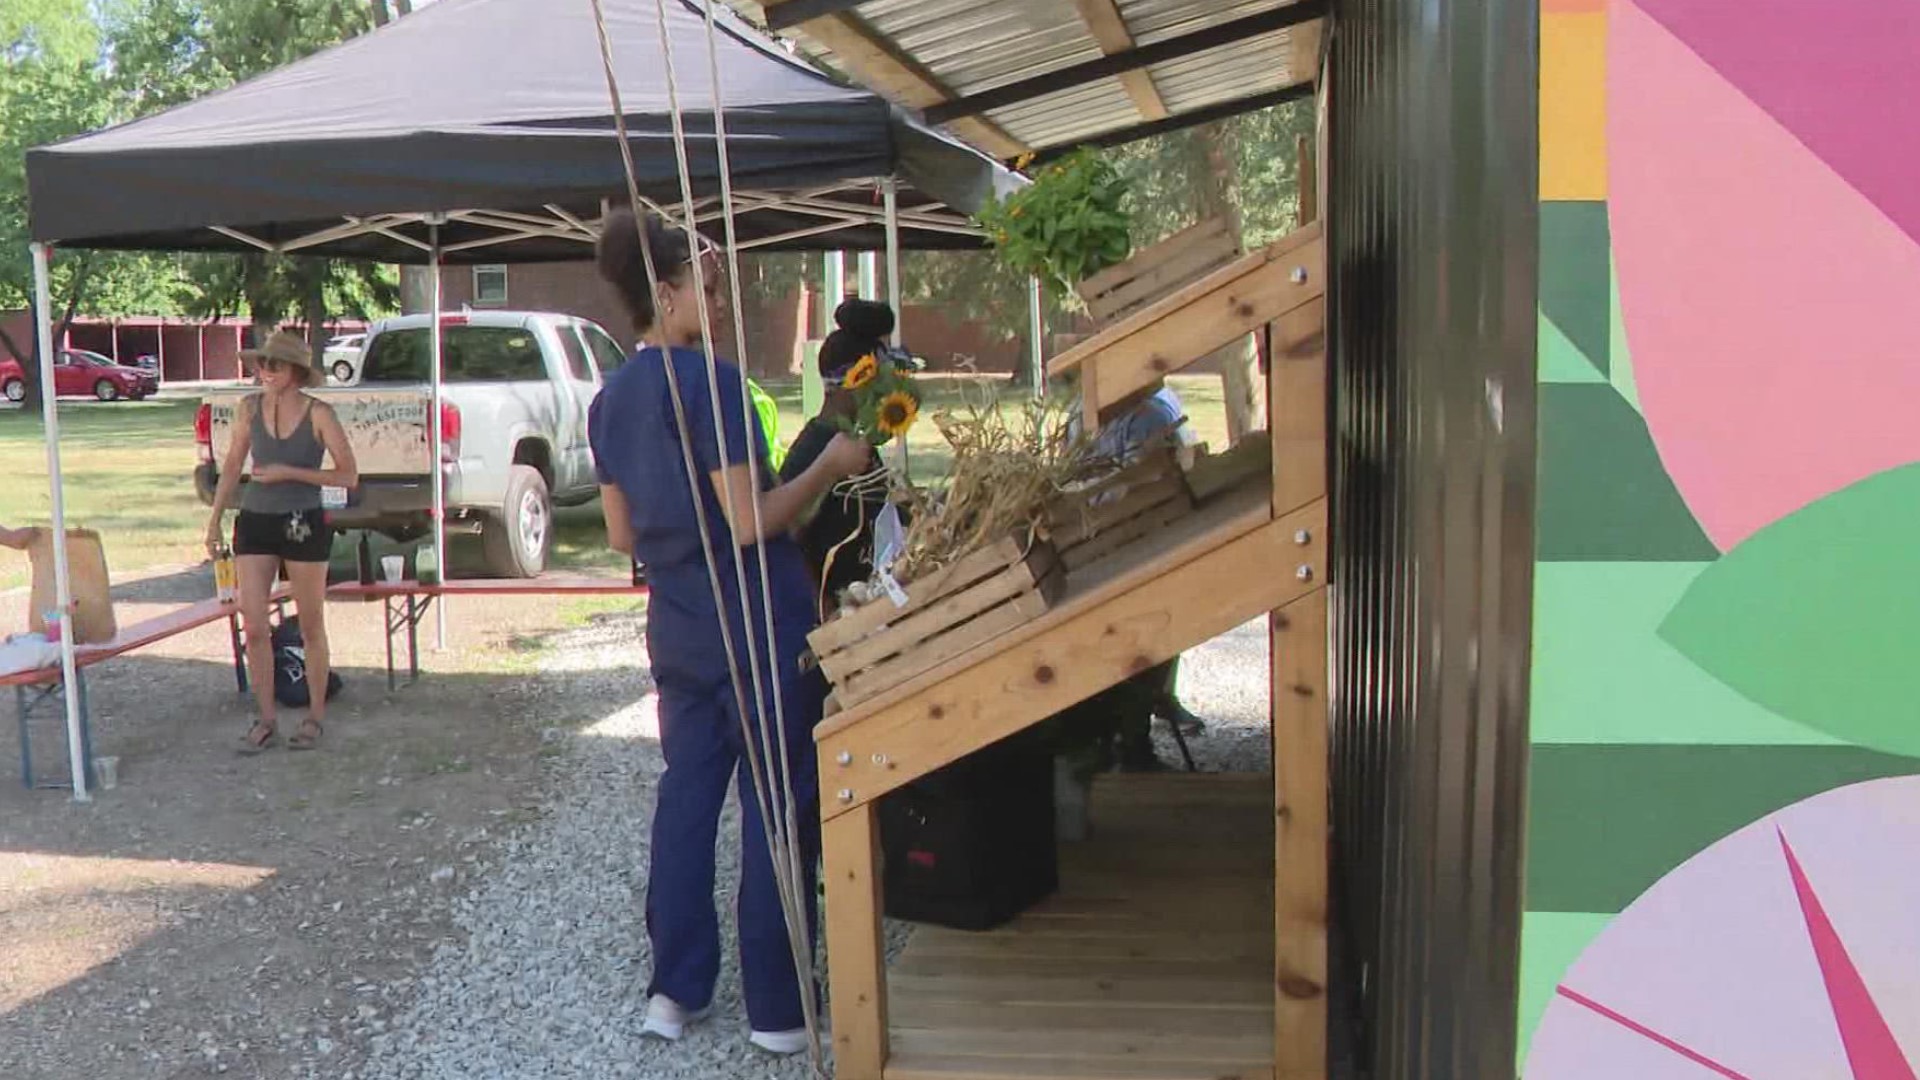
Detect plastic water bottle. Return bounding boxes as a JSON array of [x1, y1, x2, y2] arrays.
[[416, 543, 441, 586], [213, 544, 238, 604]]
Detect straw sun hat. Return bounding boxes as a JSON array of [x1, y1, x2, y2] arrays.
[[240, 331, 325, 388]]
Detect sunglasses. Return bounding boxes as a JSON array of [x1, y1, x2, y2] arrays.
[[256, 358, 290, 373]]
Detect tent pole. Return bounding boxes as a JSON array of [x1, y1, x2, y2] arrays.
[[882, 178, 902, 348], [32, 243, 88, 802], [429, 224, 447, 650], [1028, 275, 1045, 401]]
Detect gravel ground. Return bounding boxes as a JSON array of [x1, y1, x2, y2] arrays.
[[360, 614, 1273, 1080]]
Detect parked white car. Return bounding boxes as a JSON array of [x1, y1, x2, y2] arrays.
[[323, 332, 366, 384]]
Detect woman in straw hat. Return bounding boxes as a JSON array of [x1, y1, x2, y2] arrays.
[[203, 331, 358, 752]]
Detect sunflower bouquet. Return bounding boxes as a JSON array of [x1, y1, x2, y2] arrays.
[[835, 350, 922, 446]]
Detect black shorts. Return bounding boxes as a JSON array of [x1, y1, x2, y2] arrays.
[[233, 508, 334, 563]]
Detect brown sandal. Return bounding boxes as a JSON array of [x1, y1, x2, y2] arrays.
[[288, 717, 323, 751], [238, 722, 280, 755]]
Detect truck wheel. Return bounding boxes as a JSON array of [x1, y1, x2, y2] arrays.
[[95, 379, 120, 402], [331, 360, 355, 383], [482, 465, 551, 578], [3, 379, 21, 403]]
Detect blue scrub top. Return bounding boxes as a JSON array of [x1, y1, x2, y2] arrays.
[[590, 346, 818, 692]]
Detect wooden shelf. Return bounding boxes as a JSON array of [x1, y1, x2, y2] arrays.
[[881, 773, 1276, 1080], [1049, 225, 1324, 427], [817, 479, 1325, 816]]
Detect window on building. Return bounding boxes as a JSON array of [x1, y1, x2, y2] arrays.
[[472, 265, 508, 307]]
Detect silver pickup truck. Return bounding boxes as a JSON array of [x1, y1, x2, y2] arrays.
[[194, 311, 632, 577]]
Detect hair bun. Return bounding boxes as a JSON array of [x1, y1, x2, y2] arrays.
[[834, 298, 895, 341]]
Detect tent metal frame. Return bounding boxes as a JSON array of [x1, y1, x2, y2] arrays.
[[24, 172, 1003, 800]]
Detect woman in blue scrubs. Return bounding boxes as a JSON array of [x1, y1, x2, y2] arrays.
[[590, 208, 870, 1055]]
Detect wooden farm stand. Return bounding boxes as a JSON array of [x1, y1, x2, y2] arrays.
[[816, 221, 1330, 1080]]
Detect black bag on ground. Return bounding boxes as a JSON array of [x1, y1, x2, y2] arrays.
[[271, 616, 343, 708], [877, 731, 1057, 931]]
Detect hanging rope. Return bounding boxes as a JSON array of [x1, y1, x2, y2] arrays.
[[587, 0, 823, 1067], [638, 0, 823, 1058]]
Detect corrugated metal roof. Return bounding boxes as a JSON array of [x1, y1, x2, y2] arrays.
[[727, 0, 1320, 156]]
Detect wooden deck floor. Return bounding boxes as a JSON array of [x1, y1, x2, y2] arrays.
[[883, 772, 1276, 1080]]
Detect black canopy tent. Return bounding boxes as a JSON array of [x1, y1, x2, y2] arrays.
[[24, 0, 1019, 261], [19, 0, 1023, 800]]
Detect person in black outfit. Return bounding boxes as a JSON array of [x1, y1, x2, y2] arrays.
[[779, 298, 895, 615]]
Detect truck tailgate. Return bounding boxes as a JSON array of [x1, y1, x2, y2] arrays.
[[207, 388, 433, 476]]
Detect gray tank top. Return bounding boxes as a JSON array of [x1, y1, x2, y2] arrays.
[[242, 394, 326, 513]]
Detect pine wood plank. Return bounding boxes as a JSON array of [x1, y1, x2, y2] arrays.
[[1271, 591, 1328, 1075], [891, 1027, 1274, 1066], [817, 480, 1273, 740], [812, 535, 1034, 656], [833, 580, 1060, 707], [890, 999, 1274, 1039], [1269, 298, 1327, 515], [825, 806, 889, 1079], [819, 501, 1325, 816], [1061, 497, 1193, 572], [886, 1051, 1274, 1080], [822, 546, 1061, 682], [1051, 225, 1321, 379], [1078, 218, 1235, 300]]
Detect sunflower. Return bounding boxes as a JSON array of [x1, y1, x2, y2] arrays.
[[842, 353, 879, 390], [875, 390, 919, 438]]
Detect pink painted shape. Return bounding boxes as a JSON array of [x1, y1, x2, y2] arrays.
[[1779, 829, 1918, 1080], [1556, 987, 1755, 1080], [1610, 1, 1920, 549], [1526, 994, 1751, 1080], [1629, 0, 1920, 247]]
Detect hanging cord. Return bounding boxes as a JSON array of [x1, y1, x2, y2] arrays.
[[586, 3, 820, 1063], [645, 0, 824, 1058], [692, 0, 822, 1038]]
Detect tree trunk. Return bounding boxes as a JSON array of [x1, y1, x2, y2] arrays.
[[303, 265, 329, 370], [1189, 126, 1265, 444], [369, 1, 389, 26], [400, 266, 435, 314]]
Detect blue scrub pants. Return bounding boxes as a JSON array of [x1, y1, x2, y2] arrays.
[[646, 667, 822, 1032]]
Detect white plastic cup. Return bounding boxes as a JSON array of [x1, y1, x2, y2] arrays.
[[380, 555, 406, 583]]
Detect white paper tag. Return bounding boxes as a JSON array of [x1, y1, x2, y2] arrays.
[[320, 485, 348, 510], [871, 504, 910, 608], [879, 569, 910, 609]]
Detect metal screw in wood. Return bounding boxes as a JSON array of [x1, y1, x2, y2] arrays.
[[837, 788, 853, 803], [1294, 529, 1312, 545], [1290, 266, 1309, 285], [836, 751, 852, 766], [872, 753, 890, 767], [1296, 564, 1314, 582]]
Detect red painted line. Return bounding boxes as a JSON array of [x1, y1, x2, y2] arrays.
[[1556, 985, 1756, 1080], [1778, 828, 1918, 1080]]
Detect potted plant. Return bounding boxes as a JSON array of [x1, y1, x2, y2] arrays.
[[975, 149, 1134, 301]]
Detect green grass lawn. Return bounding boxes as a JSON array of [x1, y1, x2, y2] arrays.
[[2, 376, 1230, 592]]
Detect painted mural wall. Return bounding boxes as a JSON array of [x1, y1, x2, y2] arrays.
[[1521, 0, 1920, 1075]]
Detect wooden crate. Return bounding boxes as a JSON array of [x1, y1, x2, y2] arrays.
[[1075, 216, 1241, 325], [1047, 446, 1196, 571], [810, 535, 1064, 709]]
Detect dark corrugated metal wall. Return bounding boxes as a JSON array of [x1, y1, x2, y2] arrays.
[[1323, 0, 1537, 1075]]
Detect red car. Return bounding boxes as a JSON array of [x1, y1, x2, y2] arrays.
[[0, 350, 156, 403]]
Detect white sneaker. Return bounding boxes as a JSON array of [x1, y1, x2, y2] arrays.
[[748, 1027, 810, 1056], [641, 994, 710, 1041]]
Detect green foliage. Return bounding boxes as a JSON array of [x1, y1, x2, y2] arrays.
[[974, 149, 1133, 296], [1110, 98, 1316, 249]]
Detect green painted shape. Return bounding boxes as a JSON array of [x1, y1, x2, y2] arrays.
[[1536, 385, 1719, 561], [1538, 311, 1606, 384], [1531, 562, 1844, 745], [1607, 246, 1641, 413], [1525, 743, 1920, 913], [1660, 462, 1920, 757], [1540, 202, 1611, 375], [1517, 912, 1614, 1066]]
